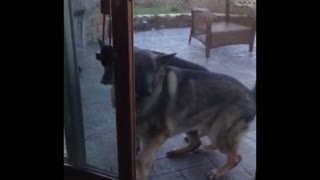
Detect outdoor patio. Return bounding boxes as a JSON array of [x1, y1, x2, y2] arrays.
[[75, 27, 256, 180]]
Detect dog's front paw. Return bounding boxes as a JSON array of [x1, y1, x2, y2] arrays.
[[207, 169, 219, 179]]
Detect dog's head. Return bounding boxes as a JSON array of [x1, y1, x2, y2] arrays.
[[134, 48, 176, 97]]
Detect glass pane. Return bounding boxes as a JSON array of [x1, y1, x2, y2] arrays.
[[67, 0, 118, 176], [133, 0, 256, 180]]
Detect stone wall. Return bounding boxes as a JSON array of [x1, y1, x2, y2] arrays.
[[81, 0, 192, 45], [80, 0, 255, 45], [133, 14, 191, 31], [83, 11, 192, 45]]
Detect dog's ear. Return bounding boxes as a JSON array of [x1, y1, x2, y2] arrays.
[[155, 53, 176, 67]]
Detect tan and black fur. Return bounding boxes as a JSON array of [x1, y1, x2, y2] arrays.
[[133, 49, 256, 180], [101, 48, 256, 180]]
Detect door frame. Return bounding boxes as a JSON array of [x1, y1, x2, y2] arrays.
[[64, 0, 135, 179]]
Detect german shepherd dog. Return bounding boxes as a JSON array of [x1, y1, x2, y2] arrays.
[[98, 47, 256, 180]]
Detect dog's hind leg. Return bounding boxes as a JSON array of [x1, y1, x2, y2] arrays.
[[166, 130, 201, 158], [207, 136, 241, 179], [207, 149, 241, 179], [136, 131, 170, 180], [206, 120, 248, 179]]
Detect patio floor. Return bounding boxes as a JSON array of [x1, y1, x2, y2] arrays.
[[76, 28, 256, 180]]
